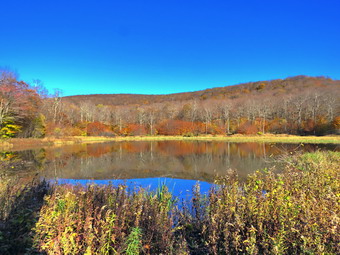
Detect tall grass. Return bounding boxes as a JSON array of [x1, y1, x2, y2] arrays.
[[177, 151, 339, 254], [0, 176, 48, 254], [33, 184, 177, 254], [0, 151, 339, 254]]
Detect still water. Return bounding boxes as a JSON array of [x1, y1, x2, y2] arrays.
[[1, 141, 338, 197]]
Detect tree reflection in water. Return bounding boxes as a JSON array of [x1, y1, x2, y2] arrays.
[[1, 141, 337, 196]]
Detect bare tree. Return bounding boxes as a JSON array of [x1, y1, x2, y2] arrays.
[[324, 93, 337, 122], [32, 79, 48, 99], [113, 107, 124, 133], [137, 107, 146, 125], [220, 100, 232, 134], [79, 101, 95, 123], [63, 103, 79, 125], [257, 99, 271, 134], [202, 105, 213, 134], [190, 100, 199, 124], [95, 104, 112, 124], [48, 89, 64, 124], [145, 107, 157, 135], [292, 95, 307, 129]]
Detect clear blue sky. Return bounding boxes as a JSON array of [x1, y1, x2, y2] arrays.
[[1, 0, 339, 96]]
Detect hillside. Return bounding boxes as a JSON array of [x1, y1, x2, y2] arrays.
[[2, 71, 339, 138], [62, 75, 340, 106]]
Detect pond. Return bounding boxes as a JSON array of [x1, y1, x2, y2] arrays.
[[1, 141, 338, 198]]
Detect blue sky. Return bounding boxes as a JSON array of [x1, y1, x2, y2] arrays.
[[1, 0, 339, 96]]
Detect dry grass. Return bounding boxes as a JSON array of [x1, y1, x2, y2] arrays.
[[108, 134, 340, 144], [1, 134, 339, 151]]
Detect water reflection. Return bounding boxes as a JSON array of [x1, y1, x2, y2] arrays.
[[57, 177, 213, 200], [2, 141, 337, 186]]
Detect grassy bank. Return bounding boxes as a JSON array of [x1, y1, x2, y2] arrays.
[[0, 151, 339, 254], [1, 134, 339, 151], [111, 134, 340, 144]]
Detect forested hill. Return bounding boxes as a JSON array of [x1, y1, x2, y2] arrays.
[[1, 71, 339, 138], [63, 76, 339, 106]]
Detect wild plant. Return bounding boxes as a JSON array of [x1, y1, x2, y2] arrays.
[[175, 151, 339, 254], [125, 227, 142, 255], [0, 176, 48, 254]]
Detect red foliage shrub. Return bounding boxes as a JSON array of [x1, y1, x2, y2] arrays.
[[156, 120, 204, 135], [87, 122, 114, 136], [302, 119, 316, 133], [46, 122, 86, 136], [124, 124, 148, 136], [236, 121, 259, 134], [206, 123, 224, 135], [267, 118, 287, 134]]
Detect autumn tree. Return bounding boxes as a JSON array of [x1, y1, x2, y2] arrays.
[[0, 70, 42, 137]]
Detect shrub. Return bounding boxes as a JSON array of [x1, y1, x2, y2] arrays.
[[332, 116, 340, 134], [87, 122, 115, 136], [125, 124, 148, 136], [0, 120, 21, 138], [156, 120, 205, 136], [236, 121, 259, 134]]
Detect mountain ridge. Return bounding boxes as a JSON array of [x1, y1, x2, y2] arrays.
[[61, 75, 339, 106]]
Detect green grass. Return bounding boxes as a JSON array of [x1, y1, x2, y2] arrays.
[[0, 151, 339, 254]]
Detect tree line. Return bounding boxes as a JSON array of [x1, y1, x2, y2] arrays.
[[1, 69, 339, 138]]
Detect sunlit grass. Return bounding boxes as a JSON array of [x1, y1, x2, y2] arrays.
[[1, 134, 339, 151], [107, 134, 340, 144]]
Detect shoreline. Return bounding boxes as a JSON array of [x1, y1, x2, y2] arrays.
[[0, 134, 339, 151]]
